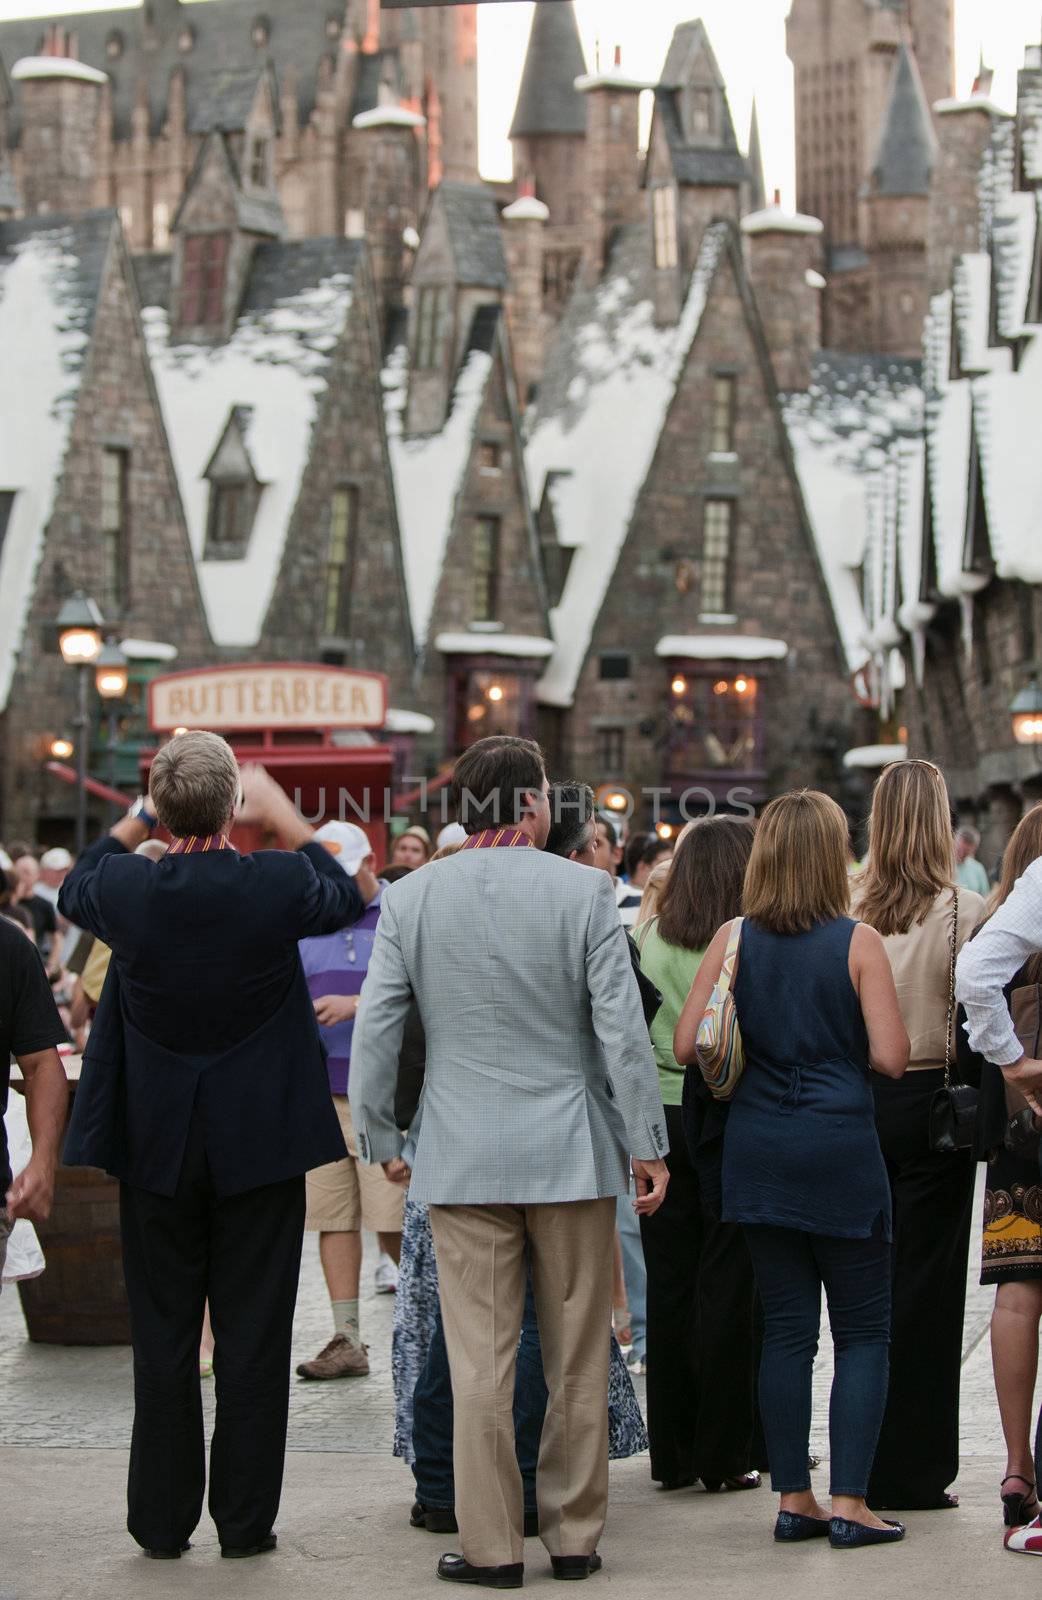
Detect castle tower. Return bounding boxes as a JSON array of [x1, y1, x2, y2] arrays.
[[787, 0, 953, 257], [862, 43, 936, 355], [419, 4, 478, 182], [509, 0, 587, 226]]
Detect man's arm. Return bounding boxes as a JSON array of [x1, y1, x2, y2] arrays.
[[585, 875, 670, 1214], [348, 899, 414, 1168], [7, 1048, 67, 1223], [956, 860, 1042, 1104], [56, 836, 127, 941]]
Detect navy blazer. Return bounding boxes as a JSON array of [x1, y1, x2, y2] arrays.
[[60, 835, 364, 1198]]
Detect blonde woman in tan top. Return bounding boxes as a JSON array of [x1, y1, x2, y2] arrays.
[[852, 760, 984, 1512]]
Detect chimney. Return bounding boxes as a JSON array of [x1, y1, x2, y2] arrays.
[[742, 196, 824, 392], [350, 103, 426, 325], [929, 94, 1007, 294], [11, 42, 107, 218], [575, 47, 646, 283], [502, 182, 550, 403]]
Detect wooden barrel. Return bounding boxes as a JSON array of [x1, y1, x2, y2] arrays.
[[17, 1161, 131, 1345]]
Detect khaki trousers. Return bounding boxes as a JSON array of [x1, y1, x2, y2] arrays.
[[428, 1196, 616, 1569]]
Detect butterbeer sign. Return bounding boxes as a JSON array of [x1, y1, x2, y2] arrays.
[[149, 665, 388, 733]]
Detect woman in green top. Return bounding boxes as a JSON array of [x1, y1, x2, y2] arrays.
[[635, 816, 762, 1493]]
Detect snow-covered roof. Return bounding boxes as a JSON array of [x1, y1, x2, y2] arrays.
[[933, 95, 1010, 119], [120, 638, 178, 662], [352, 105, 426, 131], [141, 260, 357, 649], [382, 341, 494, 650], [740, 206, 823, 236], [655, 635, 788, 661], [0, 216, 108, 711], [972, 329, 1042, 584], [952, 253, 996, 373], [434, 632, 555, 658], [992, 190, 1038, 341], [1019, 64, 1042, 184], [574, 70, 650, 94], [11, 55, 107, 86], [780, 353, 923, 676], [502, 196, 550, 224], [526, 222, 727, 708]]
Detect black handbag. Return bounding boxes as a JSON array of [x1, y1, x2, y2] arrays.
[[928, 892, 978, 1154]]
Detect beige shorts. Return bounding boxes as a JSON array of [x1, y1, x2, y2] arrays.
[[305, 1096, 405, 1235]]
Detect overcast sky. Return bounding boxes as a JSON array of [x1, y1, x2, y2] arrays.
[[1, 0, 1039, 203]]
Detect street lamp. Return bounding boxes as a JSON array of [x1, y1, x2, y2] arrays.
[[1011, 678, 1042, 747], [56, 593, 104, 855], [95, 641, 129, 799]]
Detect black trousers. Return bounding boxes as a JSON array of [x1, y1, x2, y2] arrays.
[[119, 1112, 306, 1551], [639, 1104, 761, 1485], [868, 1071, 975, 1507]]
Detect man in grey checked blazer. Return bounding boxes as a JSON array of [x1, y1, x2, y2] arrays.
[[351, 737, 669, 1587]]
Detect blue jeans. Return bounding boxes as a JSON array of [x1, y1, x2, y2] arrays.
[[616, 1187, 647, 1361], [743, 1225, 891, 1497], [412, 1279, 548, 1513]]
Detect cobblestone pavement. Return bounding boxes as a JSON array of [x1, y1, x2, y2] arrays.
[[0, 1179, 1015, 1460]]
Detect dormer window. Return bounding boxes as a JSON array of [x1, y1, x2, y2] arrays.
[[252, 14, 270, 48], [181, 233, 230, 328], [203, 408, 261, 560], [249, 136, 270, 189], [106, 30, 123, 59], [683, 85, 715, 139], [415, 285, 452, 371]]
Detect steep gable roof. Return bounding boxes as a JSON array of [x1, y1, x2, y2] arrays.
[[138, 235, 362, 647], [872, 44, 938, 197], [0, 210, 116, 708], [437, 181, 507, 289], [171, 127, 283, 239], [508, 0, 587, 140], [647, 20, 748, 190], [525, 221, 727, 707]]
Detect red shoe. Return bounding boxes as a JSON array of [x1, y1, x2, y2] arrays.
[[1005, 1515, 1042, 1555]]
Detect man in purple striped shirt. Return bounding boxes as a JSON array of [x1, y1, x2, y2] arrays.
[[295, 823, 405, 1381]]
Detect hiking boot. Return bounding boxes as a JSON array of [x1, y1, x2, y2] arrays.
[[296, 1333, 370, 1380]]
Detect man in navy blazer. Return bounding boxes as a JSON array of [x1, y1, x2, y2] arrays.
[[59, 731, 377, 1563]]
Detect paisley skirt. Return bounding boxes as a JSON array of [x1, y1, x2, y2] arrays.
[[392, 1198, 648, 1463], [981, 1148, 1042, 1284]]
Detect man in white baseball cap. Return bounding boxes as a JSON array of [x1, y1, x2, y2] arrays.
[[295, 822, 405, 1379], [35, 847, 73, 907]]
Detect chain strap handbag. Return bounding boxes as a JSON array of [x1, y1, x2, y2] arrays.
[[928, 891, 977, 1153]]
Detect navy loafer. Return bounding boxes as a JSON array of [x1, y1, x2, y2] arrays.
[[829, 1517, 905, 1548], [774, 1512, 830, 1542]]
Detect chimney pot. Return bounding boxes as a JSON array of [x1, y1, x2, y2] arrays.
[[614, 45, 622, 68], [773, 187, 781, 208]]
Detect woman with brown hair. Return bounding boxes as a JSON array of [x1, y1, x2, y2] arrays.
[[852, 760, 985, 1511], [635, 817, 760, 1493], [965, 804, 1042, 1527], [676, 791, 909, 1547]]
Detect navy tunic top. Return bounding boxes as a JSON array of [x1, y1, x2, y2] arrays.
[[722, 916, 891, 1241]]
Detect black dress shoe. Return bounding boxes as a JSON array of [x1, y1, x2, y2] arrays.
[[220, 1532, 277, 1559], [551, 1553, 602, 1580], [437, 1553, 524, 1588], [412, 1502, 460, 1533], [142, 1543, 190, 1560]]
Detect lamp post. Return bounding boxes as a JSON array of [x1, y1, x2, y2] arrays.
[[56, 593, 104, 855], [1011, 678, 1042, 748], [95, 641, 129, 801]]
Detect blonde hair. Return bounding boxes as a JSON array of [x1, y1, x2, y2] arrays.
[[853, 759, 955, 937], [429, 842, 464, 862], [634, 858, 672, 929], [149, 730, 240, 839], [743, 789, 851, 935]]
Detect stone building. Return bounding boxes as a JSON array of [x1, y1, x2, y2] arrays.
[[0, 202, 210, 840]]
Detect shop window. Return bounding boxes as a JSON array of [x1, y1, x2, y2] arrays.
[[599, 651, 631, 681], [597, 726, 626, 776], [710, 375, 735, 454], [701, 500, 733, 615], [652, 186, 678, 271], [324, 487, 358, 638], [181, 233, 230, 327], [101, 448, 130, 612], [415, 285, 452, 371], [472, 516, 500, 624], [668, 671, 761, 773], [454, 669, 527, 750]]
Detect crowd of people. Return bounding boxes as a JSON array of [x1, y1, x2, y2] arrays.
[[4, 734, 1042, 1576]]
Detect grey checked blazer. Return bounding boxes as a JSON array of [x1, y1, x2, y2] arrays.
[[349, 847, 668, 1205]]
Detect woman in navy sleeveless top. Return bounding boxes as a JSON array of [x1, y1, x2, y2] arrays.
[[676, 791, 910, 1550]]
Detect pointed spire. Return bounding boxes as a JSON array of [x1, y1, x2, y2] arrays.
[[747, 99, 766, 213], [872, 43, 937, 196], [509, 0, 587, 139]]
